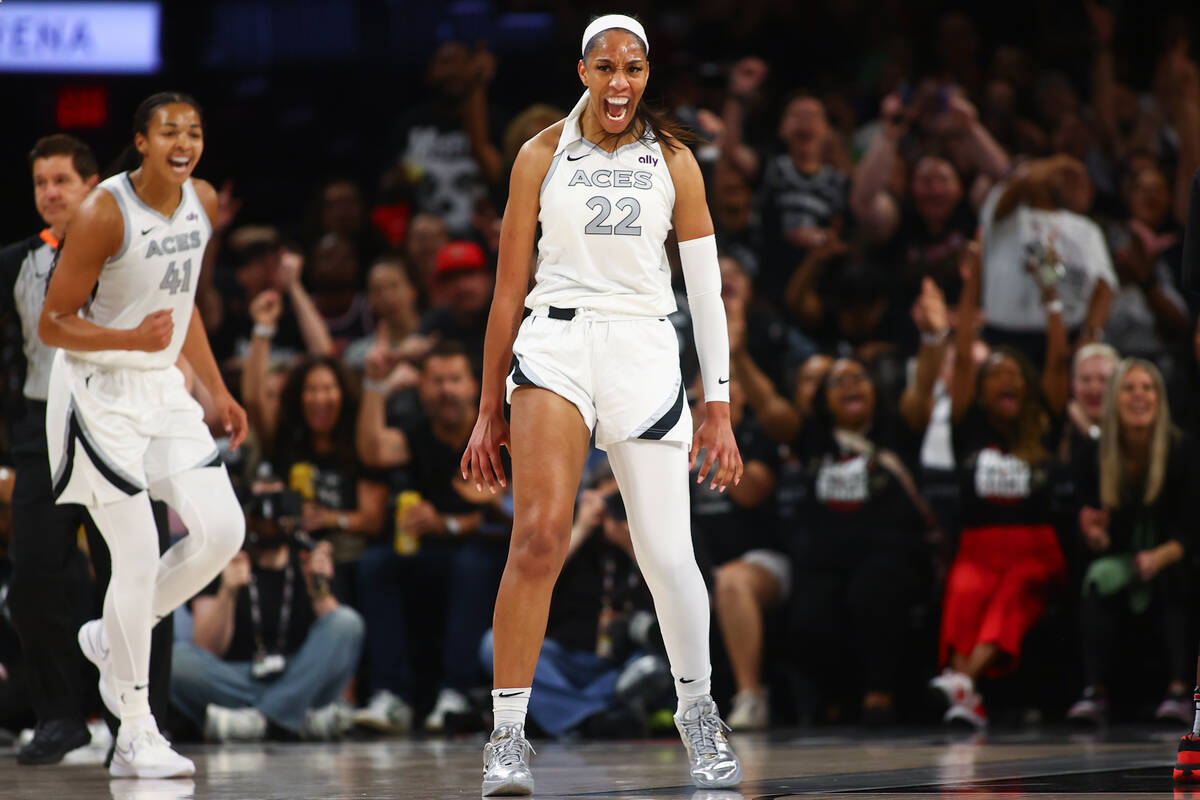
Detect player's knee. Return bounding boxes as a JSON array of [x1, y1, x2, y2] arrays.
[[203, 498, 245, 562], [509, 518, 570, 580]]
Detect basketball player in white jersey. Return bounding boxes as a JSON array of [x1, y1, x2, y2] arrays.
[[462, 15, 743, 795], [38, 92, 247, 778]]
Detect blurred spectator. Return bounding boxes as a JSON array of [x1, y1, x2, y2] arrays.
[[304, 176, 386, 266], [480, 489, 669, 739], [852, 91, 1010, 307], [172, 478, 364, 742], [211, 235, 333, 364], [389, 41, 502, 236], [501, 104, 566, 200], [758, 94, 850, 301], [979, 155, 1117, 363], [721, 252, 811, 392], [243, 348, 387, 597], [779, 280, 947, 726], [931, 243, 1070, 729], [307, 234, 371, 350], [405, 213, 451, 306], [1066, 359, 1196, 725], [1103, 165, 1190, 366], [711, 163, 765, 280], [344, 256, 428, 369], [355, 341, 508, 733], [419, 241, 494, 374], [785, 237, 908, 373], [689, 375, 786, 731], [1063, 343, 1120, 458]]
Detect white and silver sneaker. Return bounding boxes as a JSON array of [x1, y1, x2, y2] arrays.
[[353, 689, 413, 734], [78, 618, 119, 718], [301, 701, 355, 741], [203, 704, 268, 742], [482, 723, 535, 797], [726, 688, 769, 731], [675, 696, 743, 788], [110, 722, 195, 779], [424, 687, 470, 732]]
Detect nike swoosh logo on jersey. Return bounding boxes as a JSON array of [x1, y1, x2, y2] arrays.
[[718, 377, 730, 384], [566, 153, 588, 161], [140, 227, 155, 236]]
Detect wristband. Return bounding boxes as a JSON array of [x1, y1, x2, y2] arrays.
[[445, 515, 462, 536], [920, 328, 950, 346], [252, 323, 277, 340], [336, 513, 349, 531], [362, 378, 388, 394], [1045, 299, 1063, 315]]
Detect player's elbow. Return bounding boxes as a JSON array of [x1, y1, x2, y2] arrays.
[[38, 309, 63, 348]]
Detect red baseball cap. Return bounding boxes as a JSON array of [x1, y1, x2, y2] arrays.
[[434, 241, 487, 278]]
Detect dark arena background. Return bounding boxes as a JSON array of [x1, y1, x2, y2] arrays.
[[3, 0, 1200, 798]]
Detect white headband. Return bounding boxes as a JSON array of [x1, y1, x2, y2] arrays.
[[581, 14, 648, 58]]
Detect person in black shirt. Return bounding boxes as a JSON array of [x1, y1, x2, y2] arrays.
[[932, 242, 1070, 729], [1066, 359, 1196, 725], [170, 478, 364, 741], [355, 341, 509, 732]]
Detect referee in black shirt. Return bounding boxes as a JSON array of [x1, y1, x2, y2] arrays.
[[0, 135, 171, 764]]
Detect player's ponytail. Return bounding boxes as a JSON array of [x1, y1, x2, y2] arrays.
[[104, 91, 204, 177]]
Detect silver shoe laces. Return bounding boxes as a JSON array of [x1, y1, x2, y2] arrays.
[[682, 708, 729, 758], [490, 725, 535, 767]]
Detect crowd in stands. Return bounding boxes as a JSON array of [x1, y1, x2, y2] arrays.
[[4, 1, 1200, 741]]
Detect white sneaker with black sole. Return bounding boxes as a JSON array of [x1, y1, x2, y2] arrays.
[[78, 619, 119, 718], [353, 689, 413, 734], [110, 721, 195, 779]]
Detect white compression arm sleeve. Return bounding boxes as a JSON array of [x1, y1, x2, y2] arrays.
[[678, 234, 730, 403]]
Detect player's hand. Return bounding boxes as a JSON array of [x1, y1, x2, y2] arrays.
[[129, 309, 174, 352], [249, 289, 283, 327], [215, 389, 248, 451], [220, 551, 252, 594], [461, 411, 509, 495], [690, 403, 743, 493]]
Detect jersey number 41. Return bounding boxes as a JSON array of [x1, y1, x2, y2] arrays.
[[160, 259, 194, 296]]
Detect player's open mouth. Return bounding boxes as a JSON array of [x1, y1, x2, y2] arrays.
[[169, 155, 191, 172], [605, 97, 629, 122]]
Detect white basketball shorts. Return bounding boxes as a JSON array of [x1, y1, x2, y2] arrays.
[[46, 350, 220, 506], [505, 307, 692, 451]]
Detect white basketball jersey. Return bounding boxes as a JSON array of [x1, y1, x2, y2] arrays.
[[524, 92, 677, 317], [69, 172, 210, 370]]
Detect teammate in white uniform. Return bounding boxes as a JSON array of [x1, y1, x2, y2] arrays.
[[39, 92, 248, 779], [462, 15, 743, 795]]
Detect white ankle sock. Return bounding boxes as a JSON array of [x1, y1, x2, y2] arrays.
[[492, 688, 531, 729], [674, 666, 712, 710]]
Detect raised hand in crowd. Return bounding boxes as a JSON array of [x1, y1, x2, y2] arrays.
[[249, 288, 283, 330], [364, 322, 420, 395]]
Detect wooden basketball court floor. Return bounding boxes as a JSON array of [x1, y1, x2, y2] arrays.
[[0, 727, 1192, 799]]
